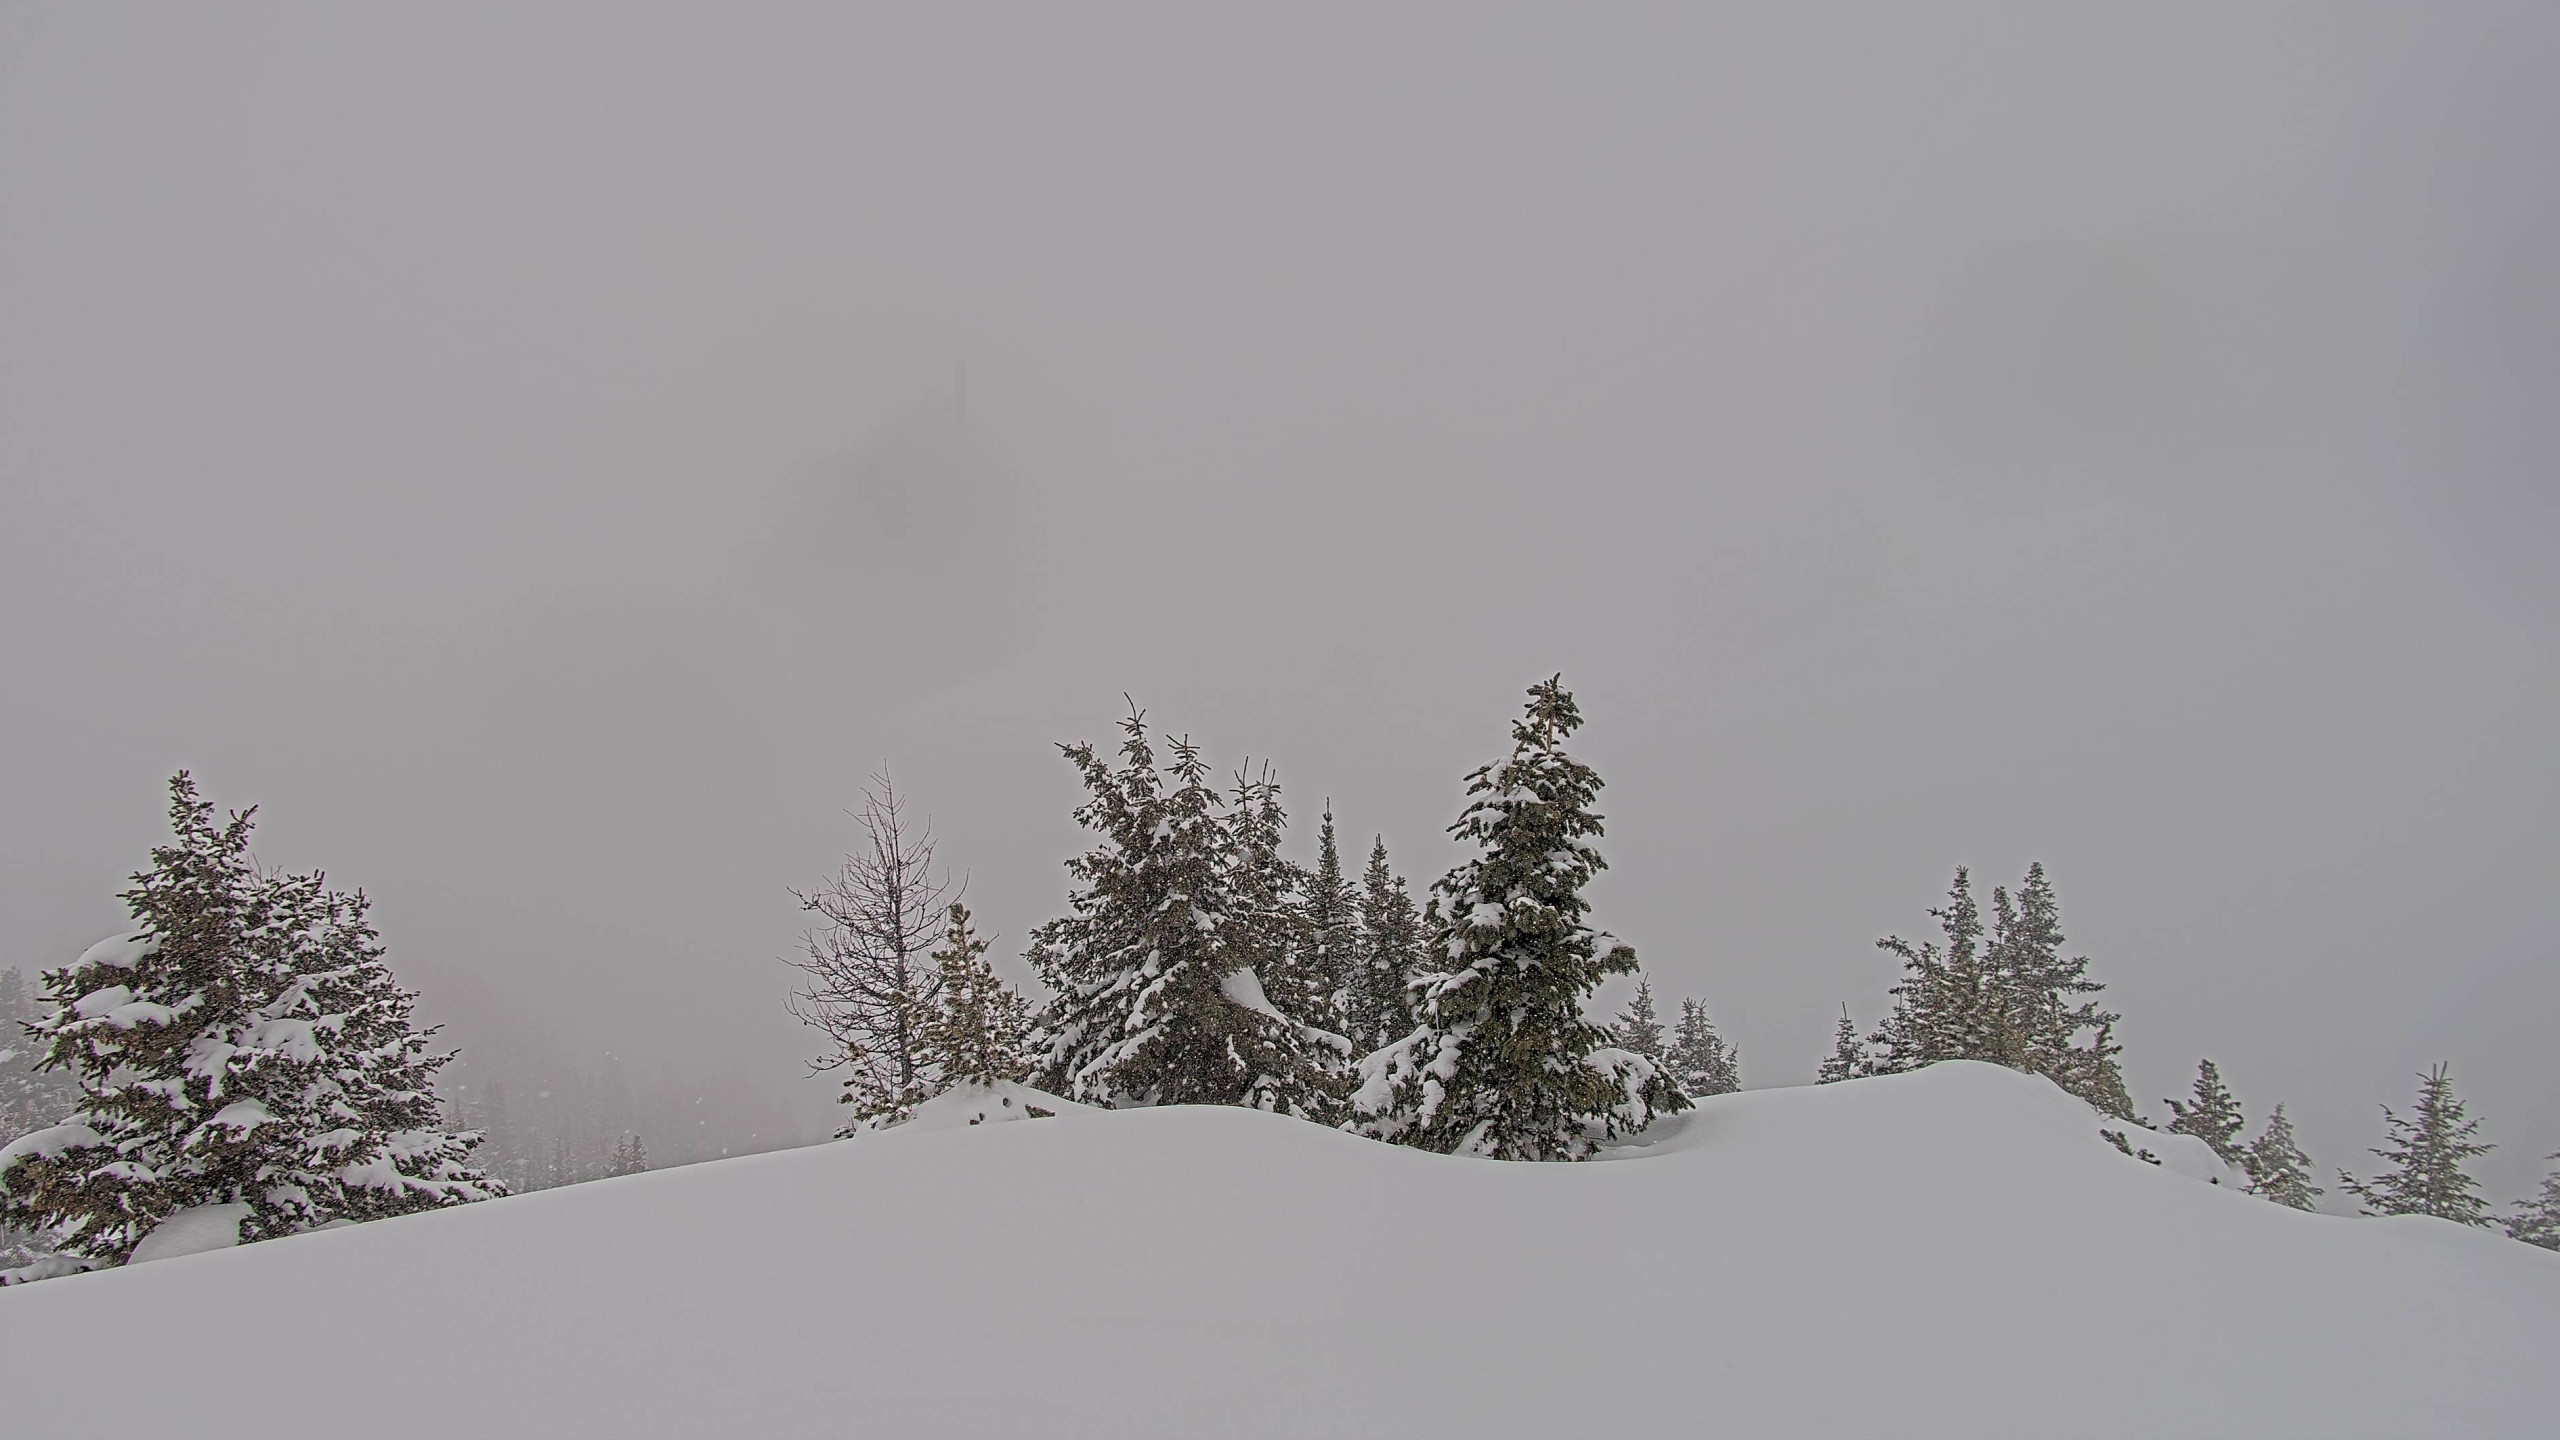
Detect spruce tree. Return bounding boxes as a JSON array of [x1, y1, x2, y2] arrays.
[[1615, 978, 1665, 1061], [2165, 1059, 2248, 1170], [0, 774, 495, 1268], [2338, 1064, 2494, 1226], [1816, 1004, 1863, 1084], [1868, 868, 1990, 1073], [1990, 865, 2134, 1118], [1223, 765, 1329, 1051], [1349, 836, 1421, 1054], [1666, 996, 1740, 1097], [922, 902, 1034, 1088], [1027, 709, 1341, 1117], [2242, 1104, 2322, 1211], [1301, 805, 1361, 1036], [1351, 678, 1686, 1159], [2507, 1156, 2560, 1251], [275, 884, 502, 1223]]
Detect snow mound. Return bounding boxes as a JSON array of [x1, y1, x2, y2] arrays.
[[127, 1203, 253, 1264], [897, 1080, 1088, 1131], [1, 1061, 2554, 1437]]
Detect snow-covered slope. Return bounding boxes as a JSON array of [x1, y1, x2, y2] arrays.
[[4, 1062, 2555, 1437]]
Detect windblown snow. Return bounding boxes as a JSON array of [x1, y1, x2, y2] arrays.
[[3, 1062, 2555, 1438]]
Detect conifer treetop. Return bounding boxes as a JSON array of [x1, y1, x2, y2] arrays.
[[1615, 978, 1665, 1062], [2165, 1059, 2248, 1170], [1817, 1004, 1863, 1084], [2242, 1103, 2323, 1211], [2338, 1064, 2494, 1227], [1352, 677, 1685, 1159]]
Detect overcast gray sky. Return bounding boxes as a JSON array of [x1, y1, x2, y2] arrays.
[[4, 3, 2554, 1196]]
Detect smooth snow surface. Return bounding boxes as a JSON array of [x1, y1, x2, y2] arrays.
[[3, 1063, 2556, 1437]]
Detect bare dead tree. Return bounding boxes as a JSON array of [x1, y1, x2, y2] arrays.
[[785, 768, 956, 1133]]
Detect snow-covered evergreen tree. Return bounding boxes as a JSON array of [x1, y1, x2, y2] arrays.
[[1302, 806, 1360, 1036], [1349, 836, 1421, 1053], [1816, 1004, 1863, 1084], [2165, 1059, 2248, 1170], [1027, 709, 1343, 1117], [1615, 978, 1665, 1061], [786, 769, 953, 1134], [1352, 678, 1686, 1160], [2242, 1103, 2322, 1211], [2338, 1064, 2494, 1226], [0, 774, 495, 1270], [2508, 1155, 2560, 1251], [1665, 996, 1739, 1097], [922, 902, 1033, 1088], [271, 883, 502, 1224], [1223, 765, 1326, 1049]]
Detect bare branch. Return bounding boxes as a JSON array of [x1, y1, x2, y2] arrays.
[[781, 767, 956, 1132]]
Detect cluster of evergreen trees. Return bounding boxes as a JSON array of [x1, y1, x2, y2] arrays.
[[1813, 864, 2560, 1242], [2173, 1054, 2560, 1245], [788, 679, 1718, 1162], [2159, 1058, 2322, 1208], [1818, 864, 2135, 1120], [0, 775, 497, 1281], [20, 690, 2553, 1288], [1613, 980, 1740, 1099]]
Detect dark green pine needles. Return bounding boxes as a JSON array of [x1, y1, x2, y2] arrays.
[[1352, 677, 1686, 1160]]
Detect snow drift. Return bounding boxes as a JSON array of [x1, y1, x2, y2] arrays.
[[2, 1062, 2555, 1438]]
